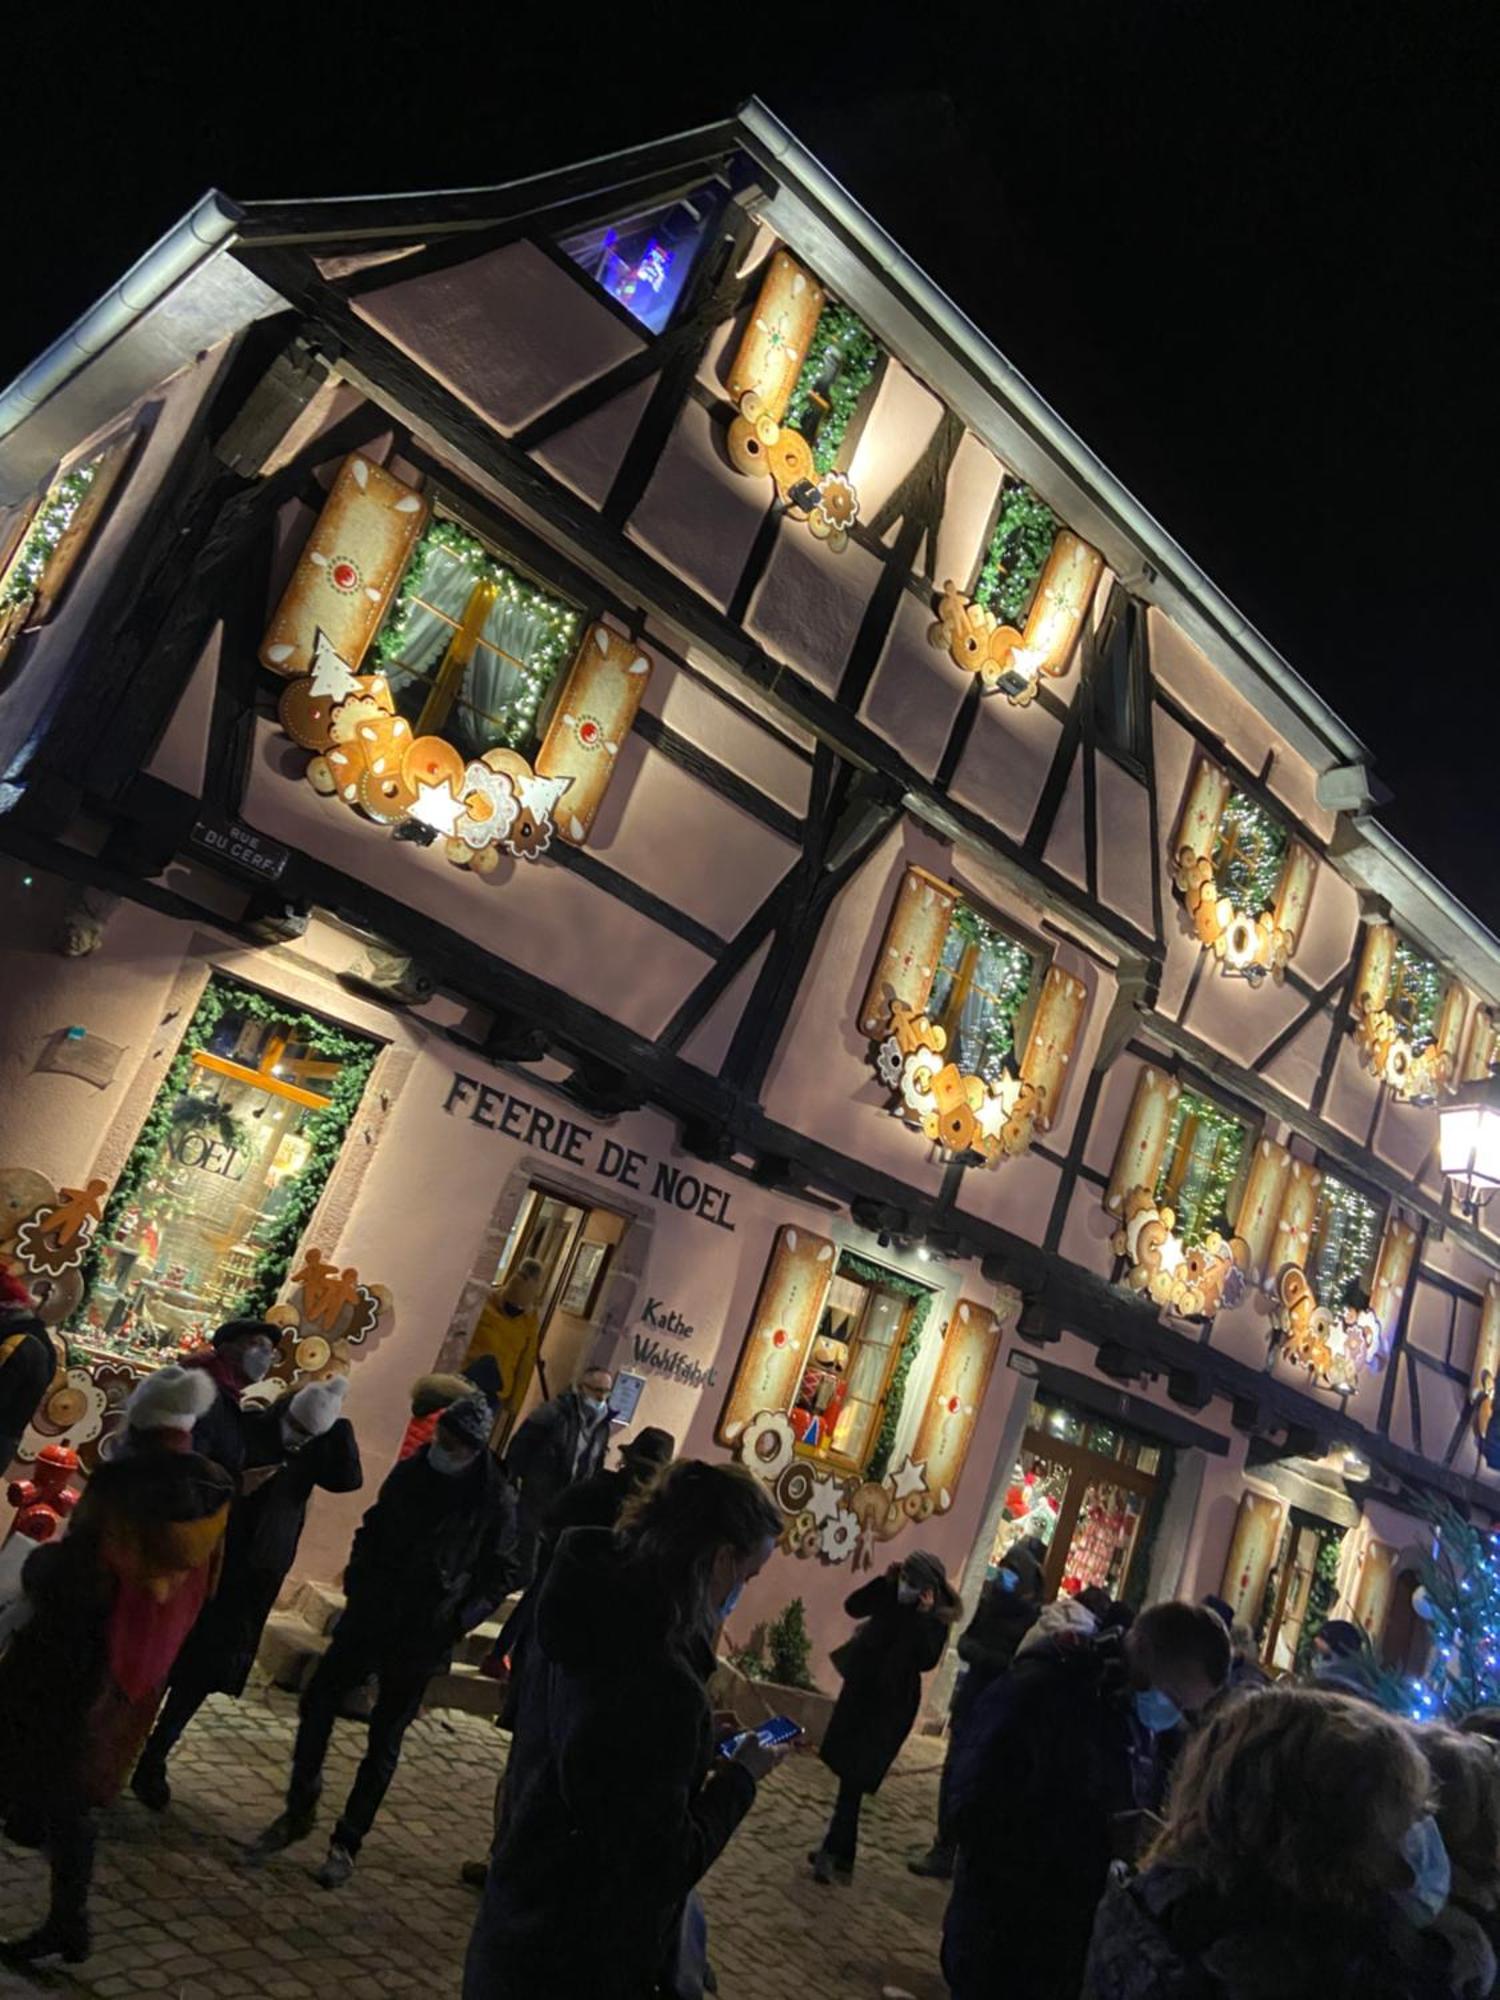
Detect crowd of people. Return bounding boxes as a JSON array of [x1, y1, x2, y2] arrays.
[[6, 1264, 1500, 1998]]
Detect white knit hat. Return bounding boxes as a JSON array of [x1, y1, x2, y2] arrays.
[[286, 1375, 349, 1438], [125, 1363, 217, 1433]]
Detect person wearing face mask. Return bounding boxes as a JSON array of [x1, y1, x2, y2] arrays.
[[181, 1318, 280, 1478], [1083, 1689, 1495, 2000], [812, 1550, 962, 1886], [463, 1459, 785, 1999], [944, 1598, 1230, 2000], [504, 1363, 616, 1585], [130, 1375, 362, 1810], [249, 1394, 517, 1888], [909, 1543, 1040, 1880]]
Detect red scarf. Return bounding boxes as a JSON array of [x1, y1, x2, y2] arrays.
[[183, 1346, 245, 1403]]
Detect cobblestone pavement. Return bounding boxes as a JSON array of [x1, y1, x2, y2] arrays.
[[0, 1679, 952, 2000]]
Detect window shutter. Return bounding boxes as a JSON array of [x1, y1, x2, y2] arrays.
[[1018, 966, 1087, 1133], [1472, 1279, 1500, 1442], [857, 866, 961, 1041], [1369, 1215, 1418, 1337], [1350, 1537, 1400, 1645], [535, 623, 652, 847], [716, 1226, 836, 1446], [1105, 1066, 1182, 1217], [1432, 980, 1470, 1091], [1355, 922, 1397, 1013], [1273, 1160, 1322, 1275], [259, 453, 429, 679], [727, 249, 827, 423], [1021, 530, 1104, 679], [1173, 758, 1232, 864], [1272, 842, 1317, 954], [30, 431, 139, 621], [1218, 1488, 1285, 1623], [0, 492, 38, 578], [1463, 1005, 1500, 1084], [909, 1298, 1000, 1511], [1233, 1137, 1292, 1281]]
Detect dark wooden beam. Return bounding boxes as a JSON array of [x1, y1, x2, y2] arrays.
[[631, 709, 802, 845]]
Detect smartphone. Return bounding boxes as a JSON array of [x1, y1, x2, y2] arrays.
[[718, 1715, 804, 1758]]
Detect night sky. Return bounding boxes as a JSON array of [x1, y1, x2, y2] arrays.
[[7, 10, 1494, 928]]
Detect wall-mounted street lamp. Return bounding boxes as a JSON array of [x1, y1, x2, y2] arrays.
[[1439, 1073, 1500, 1219]]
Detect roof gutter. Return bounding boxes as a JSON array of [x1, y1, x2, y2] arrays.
[[0, 190, 244, 453], [1337, 817, 1500, 997], [737, 99, 1367, 774]]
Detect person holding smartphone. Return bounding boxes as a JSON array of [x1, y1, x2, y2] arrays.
[[463, 1460, 786, 1999], [812, 1551, 963, 1885]]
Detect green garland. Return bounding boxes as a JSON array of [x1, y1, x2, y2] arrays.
[[81, 975, 378, 1328], [1294, 1527, 1347, 1673], [1155, 1089, 1247, 1247], [1212, 791, 1289, 916], [938, 903, 1035, 1081], [835, 1251, 937, 1483], [2, 460, 99, 607], [782, 302, 880, 474], [372, 516, 579, 749], [976, 482, 1059, 627], [1308, 1174, 1381, 1313], [1391, 940, 1445, 1045]]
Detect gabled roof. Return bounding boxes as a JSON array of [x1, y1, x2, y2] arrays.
[[2, 100, 1494, 991]]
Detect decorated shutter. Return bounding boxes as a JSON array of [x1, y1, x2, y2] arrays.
[[1021, 530, 1104, 679], [1355, 922, 1397, 1013], [0, 492, 38, 579], [1018, 966, 1088, 1133], [1219, 1489, 1285, 1624], [1173, 759, 1232, 865], [1350, 1537, 1400, 1646], [1105, 1066, 1182, 1217], [1369, 1215, 1419, 1338], [534, 623, 652, 847], [856, 865, 961, 1041], [1463, 1004, 1500, 1084], [726, 249, 827, 422], [908, 1298, 1001, 1512], [30, 431, 139, 621], [1272, 842, 1317, 954], [1233, 1136, 1292, 1280], [259, 453, 429, 679], [716, 1226, 836, 1446], [1432, 980, 1470, 1090], [1471, 1279, 1500, 1442], [1273, 1160, 1323, 1275]]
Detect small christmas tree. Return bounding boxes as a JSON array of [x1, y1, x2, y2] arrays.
[[766, 1598, 815, 1691], [1407, 1505, 1500, 1722]]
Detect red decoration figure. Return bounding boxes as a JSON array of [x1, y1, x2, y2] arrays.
[[5, 1443, 83, 1544]]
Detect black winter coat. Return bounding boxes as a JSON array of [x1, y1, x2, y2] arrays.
[[340, 1447, 518, 1669], [169, 1407, 363, 1697], [463, 1526, 757, 2000], [0, 1315, 54, 1461], [505, 1391, 611, 1539], [820, 1569, 951, 1795], [1083, 1864, 1496, 2000], [943, 1632, 1177, 2000], [951, 1573, 1040, 1731], [189, 1378, 249, 1479]]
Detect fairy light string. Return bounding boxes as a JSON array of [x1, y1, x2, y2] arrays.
[[782, 301, 880, 474], [976, 482, 1060, 626], [2, 459, 100, 607]]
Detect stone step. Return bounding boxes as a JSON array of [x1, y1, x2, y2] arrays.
[[281, 1577, 518, 1664], [257, 1608, 509, 1720]]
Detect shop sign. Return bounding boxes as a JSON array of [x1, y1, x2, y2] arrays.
[[632, 1295, 717, 1391], [443, 1071, 737, 1232], [190, 814, 290, 882]]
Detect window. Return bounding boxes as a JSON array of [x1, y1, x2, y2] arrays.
[[927, 902, 1037, 1086], [975, 482, 1061, 627], [1093, 594, 1148, 767], [559, 182, 728, 335], [789, 1256, 931, 1475], [78, 978, 377, 1369], [1154, 1089, 1248, 1249], [1213, 791, 1290, 918], [0, 434, 136, 665], [372, 517, 580, 759], [1388, 939, 1445, 1045], [780, 301, 880, 473], [1306, 1173, 1382, 1311], [1171, 759, 1315, 982]]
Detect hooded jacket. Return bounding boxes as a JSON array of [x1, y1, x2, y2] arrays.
[[463, 1526, 756, 2000]]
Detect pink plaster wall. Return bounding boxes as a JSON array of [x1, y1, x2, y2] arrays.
[[859, 592, 973, 779], [1056, 1180, 1118, 1280], [846, 362, 943, 540], [1292, 862, 1361, 990], [354, 241, 643, 437], [1043, 760, 1088, 888], [642, 662, 812, 820], [532, 376, 654, 508], [680, 938, 772, 1074], [1322, 1036, 1380, 1146], [1257, 1009, 1336, 1110], [949, 683, 1063, 839], [1184, 958, 1307, 1067], [144, 625, 221, 795], [627, 399, 770, 610], [932, 432, 1004, 593], [1372, 1094, 1438, 1180], [745, 519, 881, 695], [1096, 758, 1154, 932]]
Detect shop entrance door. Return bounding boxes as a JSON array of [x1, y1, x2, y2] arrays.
[[990, 1395, 1166, 1604], [490, 1183, 628, 1436]]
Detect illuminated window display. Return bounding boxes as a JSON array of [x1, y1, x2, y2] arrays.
[[991, 1395, 1168, 1604], [791, 1255, 933, 1477], [559, 183, 727, 335], [1305, 1173, 1382, 1311], [1153, 1089, 1248, 1250], [779, 300, 879, 474], [927, 903, 1037, 1087], [79, 978, 377, 1367]]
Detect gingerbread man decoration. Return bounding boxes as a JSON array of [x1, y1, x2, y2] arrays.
[[292, 1249, 362, 1332]]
